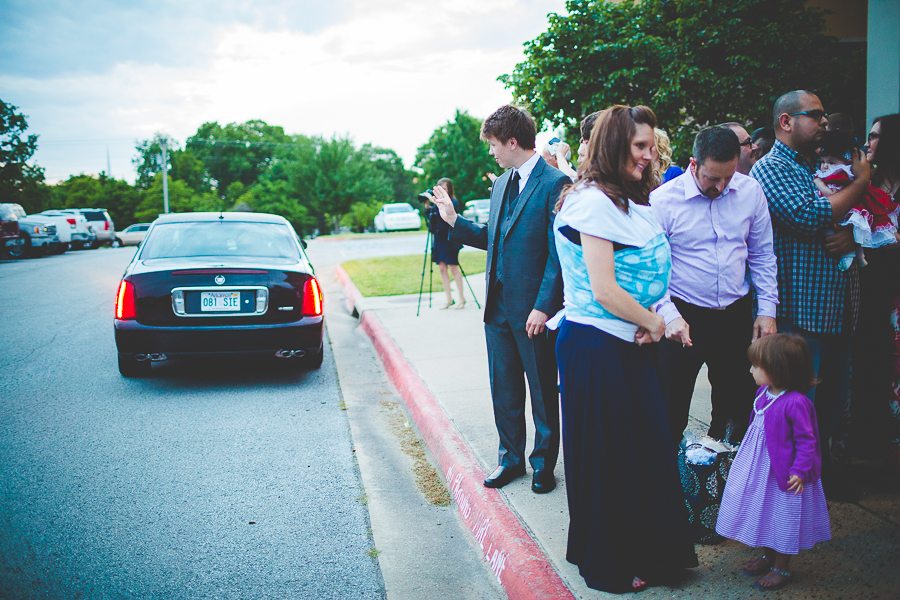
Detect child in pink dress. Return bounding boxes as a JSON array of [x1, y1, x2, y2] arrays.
[[716, 334, 831, 592]]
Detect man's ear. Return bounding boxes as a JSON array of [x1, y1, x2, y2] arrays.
[[507, 137, 519, 151], [778, 113, 793, 134], [689, 157, 698, 173]]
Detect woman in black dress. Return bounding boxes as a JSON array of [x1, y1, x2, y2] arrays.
[[428, 178, 466, 309]]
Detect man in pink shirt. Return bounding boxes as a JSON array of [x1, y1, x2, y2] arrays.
[[652, 126, 779, 444]]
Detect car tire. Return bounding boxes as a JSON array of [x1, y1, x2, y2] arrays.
[[118, 353, 152, 377], [6, 236, 26, 259], [111, 238, 122, 248]]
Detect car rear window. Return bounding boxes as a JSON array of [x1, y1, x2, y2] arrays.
[[81, 211, 107, 221], [140, 221, 300, 260], [385, 204, 414, 214]]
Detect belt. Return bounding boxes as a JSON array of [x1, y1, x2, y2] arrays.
[[671, 294, 750, 313]]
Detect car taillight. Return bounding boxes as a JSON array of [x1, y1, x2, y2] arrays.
[[115, 280, 136, 320], [104, 221, 110, 230], [66, 218, 76, 228], [301, 278, 323, 316]]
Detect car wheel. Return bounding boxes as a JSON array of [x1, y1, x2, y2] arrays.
[[6, 236, 26, 259], [118, 353, 152, 377], [111, 238, 122, 248]]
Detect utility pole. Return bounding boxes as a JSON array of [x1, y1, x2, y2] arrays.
[[161, 139, 169, 213]]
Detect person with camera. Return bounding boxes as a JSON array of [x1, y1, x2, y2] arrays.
[[424, 178, 466, 309]]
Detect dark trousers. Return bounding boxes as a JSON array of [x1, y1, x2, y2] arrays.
[[657, 295, 757, 444], [484, 282, 560, 472]]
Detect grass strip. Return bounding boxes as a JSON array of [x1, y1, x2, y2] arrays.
[[341, 251, 486, 297]]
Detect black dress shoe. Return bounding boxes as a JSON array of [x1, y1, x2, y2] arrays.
[[531, 469, 556, 494], [483, 465, 525, 488]]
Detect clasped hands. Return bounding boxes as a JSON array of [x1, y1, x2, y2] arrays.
[[653, 314, 777, 346]]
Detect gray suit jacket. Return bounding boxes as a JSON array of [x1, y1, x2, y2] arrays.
[[450, 156, 568, 328]]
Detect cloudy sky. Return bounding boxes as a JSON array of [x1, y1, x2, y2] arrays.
[[1, 0, 568, 184]]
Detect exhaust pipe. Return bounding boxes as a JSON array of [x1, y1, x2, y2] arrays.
[[135, 353, 167, 362], [275, 350, 306, 359]]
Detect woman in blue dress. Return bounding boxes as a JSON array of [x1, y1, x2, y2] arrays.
[[427, 178, 466, 309], [550, 105, 698, 593]]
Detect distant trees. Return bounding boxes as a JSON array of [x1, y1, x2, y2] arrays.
[[415, 110, 497, 205], [0, 99, 44, 205], [501, 0, 865, 164]]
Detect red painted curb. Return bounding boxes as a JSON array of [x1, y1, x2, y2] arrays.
[[334, 264, 363, 315], [334, 265, 574, 600]]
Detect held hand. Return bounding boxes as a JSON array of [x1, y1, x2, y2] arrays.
[[850, 146, 872, 185], [665, 317, 692, 346], [824, 226, 857, 257], [752, 316, 777, 342], [525, 309, 550, 339], [787, 474, 804, 496], [644, 306, 665, 344], [431, 184, 458, 227], [634, 327, 653, 345]]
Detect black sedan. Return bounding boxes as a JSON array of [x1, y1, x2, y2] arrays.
[[114, 212, 324, 377]]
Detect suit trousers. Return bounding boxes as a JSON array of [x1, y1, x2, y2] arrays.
[[657, 294, 757, 445], [484, 281, 560, 472]]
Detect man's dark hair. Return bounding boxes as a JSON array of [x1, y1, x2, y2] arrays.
[[481, 105, 536, 150], [827, 113, 854, 137], [817, 130, 856, 159], [693, 126, 741, 165], [580, 111, 601, 142], [772, 90, 815, 128], [751, 127, 775, 144]]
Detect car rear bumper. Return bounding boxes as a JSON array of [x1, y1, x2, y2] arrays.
[[114, 317, 324, 354]]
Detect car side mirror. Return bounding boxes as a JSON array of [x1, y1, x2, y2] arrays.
[[298, 236, 307, 250]]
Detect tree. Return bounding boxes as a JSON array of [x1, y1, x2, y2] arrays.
[[133, 134, 209, 193], [187, 120, 291, 195], [359, 144, 417, 204], [415, 110, 497, 205], [0, 99, 41, 202], [49, 174, 143, 227], [500, 0, 865, 164]]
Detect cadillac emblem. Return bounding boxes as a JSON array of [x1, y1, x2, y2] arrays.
[[215, 275, 226, 285]]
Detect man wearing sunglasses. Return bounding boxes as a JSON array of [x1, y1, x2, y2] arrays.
[[750, 90, 871, 503], [719, 122, 757, 175]]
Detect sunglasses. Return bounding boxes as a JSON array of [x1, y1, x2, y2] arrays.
[[739, 138, 756, 147], [788, 110, 827, 121]]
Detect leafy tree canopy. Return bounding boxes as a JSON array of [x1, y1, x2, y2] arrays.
[[500, 0, 864, 164], [187, 120, 291, 194], [0, 99, 42, 202], [133, 133, 209, 194], [415, 110, 498, 205]]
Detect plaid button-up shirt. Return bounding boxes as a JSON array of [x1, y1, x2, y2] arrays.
[[750, 140, 858, 335]]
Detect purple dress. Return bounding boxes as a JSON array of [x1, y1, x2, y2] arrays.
[[716, 389, 831, 554]]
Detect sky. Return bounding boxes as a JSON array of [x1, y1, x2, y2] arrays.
[[1, 0, 568, 184]]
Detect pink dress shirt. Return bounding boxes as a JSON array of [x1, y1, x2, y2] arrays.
[[651, 170, 778, 324]]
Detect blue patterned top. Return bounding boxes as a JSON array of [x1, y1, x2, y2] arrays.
[[549, 184, 671, 341]]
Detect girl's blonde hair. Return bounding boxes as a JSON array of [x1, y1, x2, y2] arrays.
[[653, 128, 673, 185], [747, 333, 819, 391]]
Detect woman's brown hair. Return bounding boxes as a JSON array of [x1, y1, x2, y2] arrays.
[[437, 177, 456, 199], [556, 104, 658, 214], [747, 333, 819, 392]]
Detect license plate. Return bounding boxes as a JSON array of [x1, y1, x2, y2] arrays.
[[200, 291, 241, 311]]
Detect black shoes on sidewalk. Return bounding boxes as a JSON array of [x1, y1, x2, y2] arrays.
[[483, 465, 557, 494]]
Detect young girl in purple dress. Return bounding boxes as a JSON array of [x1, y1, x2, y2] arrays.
[[716, 333, 831, 592]]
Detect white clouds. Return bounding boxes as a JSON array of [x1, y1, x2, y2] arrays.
[[3, 0, 566, 182]]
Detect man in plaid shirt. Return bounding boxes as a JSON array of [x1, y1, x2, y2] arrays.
[[750, 90, 871, 501]]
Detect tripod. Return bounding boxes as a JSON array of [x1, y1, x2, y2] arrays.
[[417, 225, 481, 316]]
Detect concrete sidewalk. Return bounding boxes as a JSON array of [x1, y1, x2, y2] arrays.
[[335, 266, 900, 599]]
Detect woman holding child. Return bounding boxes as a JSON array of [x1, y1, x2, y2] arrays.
[[549, 105, 697, 593]]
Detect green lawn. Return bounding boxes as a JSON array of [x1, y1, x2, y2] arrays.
[[341, 251, 487, 297]]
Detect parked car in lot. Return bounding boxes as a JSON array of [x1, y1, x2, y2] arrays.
[[58, 208, 115, 247], [114, 212, 325, 377], [462, 199, 491, 225], [112, 223, 152, 247], [17, 216, 60, 256], [373, 203, 422, 232], [39, 210, 96, 250], [1, 203, 25, 258]]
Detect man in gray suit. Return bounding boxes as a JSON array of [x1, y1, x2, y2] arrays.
[[432, 105, 568, 493]]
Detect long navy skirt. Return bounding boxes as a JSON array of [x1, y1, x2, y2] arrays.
[[557, 320, 698, 593]]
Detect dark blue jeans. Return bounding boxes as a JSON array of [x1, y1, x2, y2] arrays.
[[776, 318, 852, 477]]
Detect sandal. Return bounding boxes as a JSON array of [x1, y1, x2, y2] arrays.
[[743, 554, 773, 576], [455, 300, 466, 309], [754, 568, 792, 592], [440, 300, 455, 310]]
